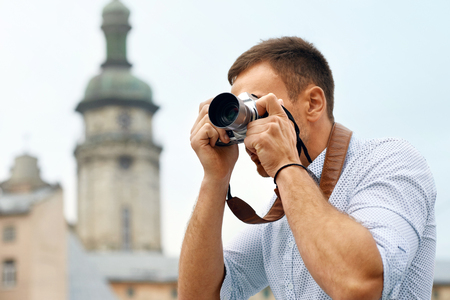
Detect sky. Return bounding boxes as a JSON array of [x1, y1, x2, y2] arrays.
[[0, 0, 449, 259]]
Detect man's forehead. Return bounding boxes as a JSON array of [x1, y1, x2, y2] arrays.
[[230, 61, 282, 97]]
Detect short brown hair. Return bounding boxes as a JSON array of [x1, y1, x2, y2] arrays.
[[228, 36, 335, 121]]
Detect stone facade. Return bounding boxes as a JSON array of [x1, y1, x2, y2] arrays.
[[75, 106, 161, 251]]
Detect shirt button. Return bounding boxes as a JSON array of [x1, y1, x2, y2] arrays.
[[288, 241, 294, 248], [287, 282, 293, 290]]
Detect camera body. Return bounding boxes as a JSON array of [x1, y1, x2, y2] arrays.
[[208, 92, 260, 146]]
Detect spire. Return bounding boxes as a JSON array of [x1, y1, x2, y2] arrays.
[[75, 0, 159, 115], [101, 0, 132, 68]]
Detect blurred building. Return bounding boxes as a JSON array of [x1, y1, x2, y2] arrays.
[[0, 155, 66, 300], [432, 261, 450, 300], [0, 154, 118, 300], [73, 0, 178, 299]]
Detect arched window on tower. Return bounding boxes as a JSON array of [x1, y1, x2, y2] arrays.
[[122, 207, 131, 251], [119, 156, 133, 170]]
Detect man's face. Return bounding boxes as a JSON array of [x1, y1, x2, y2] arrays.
[[231, 60, 309, 127], [230, 61, 309, 176]]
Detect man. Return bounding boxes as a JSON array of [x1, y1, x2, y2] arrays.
[[179, 37, 436, 299]]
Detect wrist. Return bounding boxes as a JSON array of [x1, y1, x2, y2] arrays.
[[274, 163, 308, 186], [202, 166, 233, 182], [198, 176, 230, 209], [202, 174, 230, 191]]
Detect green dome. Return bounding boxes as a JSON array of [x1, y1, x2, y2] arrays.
[[76, 68, 158, 114], [75, 0, 158, 115], [85, 68, 152, 101], [102, 0, 130, 26]]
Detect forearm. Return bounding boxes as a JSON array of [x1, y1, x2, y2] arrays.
[[277, 166, 383, 300], [178, 176, 229, 300]]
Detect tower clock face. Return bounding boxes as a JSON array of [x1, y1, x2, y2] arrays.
[[117, 110, 132, 129]]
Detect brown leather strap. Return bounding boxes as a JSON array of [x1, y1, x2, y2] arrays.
[[319, 123, 353, 199], [226, 123, 352, 224]]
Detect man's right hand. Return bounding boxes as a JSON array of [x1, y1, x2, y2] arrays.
[[190, 98, 239, 181]]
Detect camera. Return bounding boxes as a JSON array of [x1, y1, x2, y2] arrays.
[[208, 92, 262, 146]]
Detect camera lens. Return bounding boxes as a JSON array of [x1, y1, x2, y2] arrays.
[[209, 93, 241, 128], [221, 102, 239, 126]]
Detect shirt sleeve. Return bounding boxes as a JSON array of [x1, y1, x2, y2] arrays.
[[347, 139, 435, 300], [221, 222, 268, 300]]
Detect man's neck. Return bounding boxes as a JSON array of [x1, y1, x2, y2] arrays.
[[301, 120, 333, 166]]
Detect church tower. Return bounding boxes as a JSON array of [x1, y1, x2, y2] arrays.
[[74, 0, 162, 252]]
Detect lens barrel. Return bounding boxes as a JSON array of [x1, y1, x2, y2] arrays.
[[209, 92, 257, 132]]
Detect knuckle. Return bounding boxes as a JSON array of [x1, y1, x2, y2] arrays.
[[198, 101, 207, 111], [267, 122, 278, 133], [202, 104, 210, 114], [266, 93, 277, 101], [243, 137, 251, 148], [259, 131, 269, 141], [201, 113, 210, 124], [190, 135, 198, 149], [203, 122, 213, 131], [198, 103, 209, 116], [198, 98, 213, 112]]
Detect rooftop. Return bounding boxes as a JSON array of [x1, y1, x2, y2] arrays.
[[87, 251, 178, 283], [0, 185, 58, 215], [68, 232, 118, 300]]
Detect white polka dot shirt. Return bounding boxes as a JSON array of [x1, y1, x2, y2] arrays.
[[221, 136, 436, 300]]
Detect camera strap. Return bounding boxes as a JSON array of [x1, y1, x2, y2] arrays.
[[226, 122, 352, 224]]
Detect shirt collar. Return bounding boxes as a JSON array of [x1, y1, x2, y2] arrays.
[[307, 148, 327, 184]]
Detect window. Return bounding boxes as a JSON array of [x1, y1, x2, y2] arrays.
[[171, 287, 178, 298], [433, 288, 439, 299], [119, 156, 133, 170], [122, 207, 131, 251], [3, 227, 15, 242], [126, 286, 134, 297], [117, 110, 132, 130], [2, 260, 16, 288], [263, 287, 271, 298]]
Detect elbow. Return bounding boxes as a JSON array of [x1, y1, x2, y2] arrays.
[[330, 276, 383, 300], [178, 291, 220, 300], [178, 281, 221, 300]]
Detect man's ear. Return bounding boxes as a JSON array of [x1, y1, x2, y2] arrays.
[[305, 86, 327, 123]]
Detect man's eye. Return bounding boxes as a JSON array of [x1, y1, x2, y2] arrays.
[[251, 94, 260, 99]]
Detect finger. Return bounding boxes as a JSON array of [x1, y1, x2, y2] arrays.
[[204, 123, 220, 147], [245, 147, 259, 161], [191, 114, 230, 145], [191, 114, 217, 138], [191, 104, 210, 135], [255, 93, 287, 118], [193, 100, 231, 144], [190, 122, 220, 148], [243, 134, 259, 156], [246, 115, 276, 135], [198, 98, 213, 113]]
